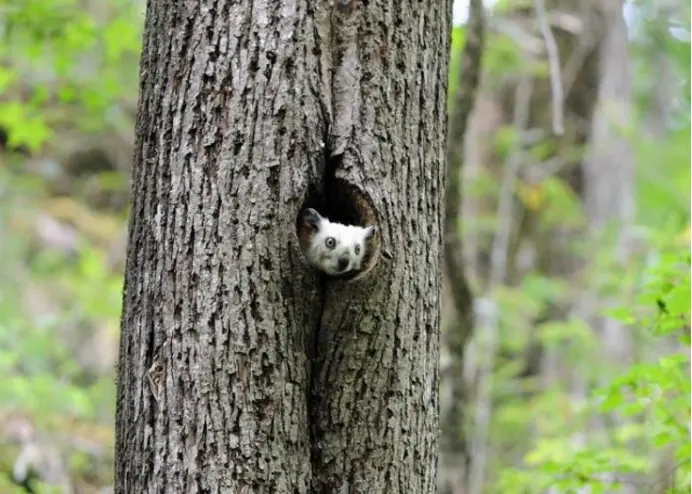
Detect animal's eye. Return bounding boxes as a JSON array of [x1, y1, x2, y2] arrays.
[[325, 237, 336, 249], [354, 245, 361, 255]]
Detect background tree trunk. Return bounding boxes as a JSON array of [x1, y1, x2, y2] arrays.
[[441, 1, 608, 491], [115, 1, 453, 493], [439, 0, 485, 492], [575, 3, 637, 491]]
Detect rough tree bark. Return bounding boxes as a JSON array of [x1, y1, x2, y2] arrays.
[[115, 0, 453, 493]]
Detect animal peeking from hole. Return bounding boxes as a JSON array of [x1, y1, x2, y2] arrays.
[[297, 208, 377, 277]]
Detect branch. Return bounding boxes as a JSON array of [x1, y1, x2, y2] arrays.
[[535, 0, 565, 136], [444, 0, 485, 345]]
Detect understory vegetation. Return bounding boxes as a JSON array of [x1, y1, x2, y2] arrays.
[[0, 0, 689, 492]]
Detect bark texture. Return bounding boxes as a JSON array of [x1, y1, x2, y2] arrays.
[[311, 0, 451, 487], [115, 0, 452, 493]]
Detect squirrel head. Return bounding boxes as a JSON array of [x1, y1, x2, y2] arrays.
[[298, 208, 377, 276]]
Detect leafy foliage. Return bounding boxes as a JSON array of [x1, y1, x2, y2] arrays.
[[0, 0, 135, 489], [0, 0, 689, 492], [0, 167, 120, 489], [0, 0, 143, 150], [446, 3, 690, 494], [498, 247, 690, 493]]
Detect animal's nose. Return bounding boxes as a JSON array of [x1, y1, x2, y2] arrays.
[[338, 257, 349, 271]]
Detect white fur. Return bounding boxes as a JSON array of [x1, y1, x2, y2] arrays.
[[303, 212, 375, 276]]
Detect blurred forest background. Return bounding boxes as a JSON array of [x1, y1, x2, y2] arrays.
[[0, 0, 688, 493]]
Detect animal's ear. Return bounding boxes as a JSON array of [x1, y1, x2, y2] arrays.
[[302, 208, 322, 231], [364, 225, 377, 240]]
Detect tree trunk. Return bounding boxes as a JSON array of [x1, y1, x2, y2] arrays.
[[440, 0, 485, 492], [579, 3, 638, 492], [446, 1, 606, 491], [115, 1, 452, 493]]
